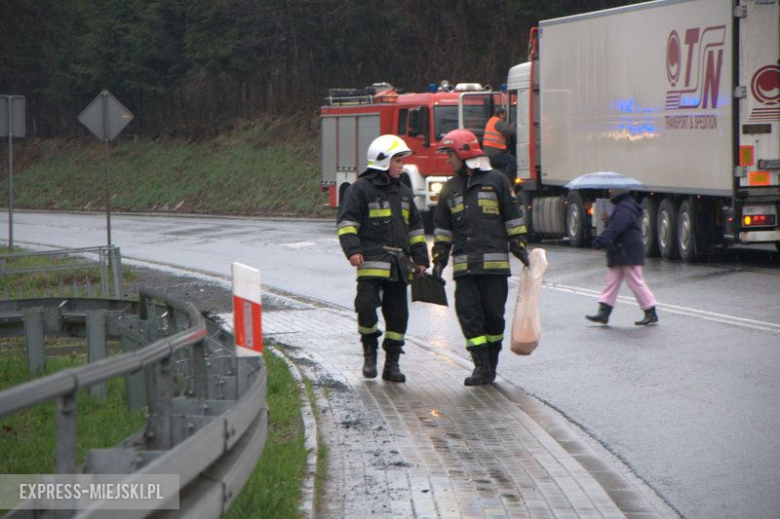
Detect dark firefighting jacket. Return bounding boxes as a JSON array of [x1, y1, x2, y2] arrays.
[[337, 169, 429, 283], [431, 167, 526, 278]]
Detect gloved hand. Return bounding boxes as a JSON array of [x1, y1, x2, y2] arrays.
[[432, 262, 446, 284], [516, 248, 530, 267], [510, 239, 530, 267]]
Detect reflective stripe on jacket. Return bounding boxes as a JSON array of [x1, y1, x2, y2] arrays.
[[337, 169, 429, 282], [431, 168, 526, 278]]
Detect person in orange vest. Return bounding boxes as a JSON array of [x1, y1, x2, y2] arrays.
[[482, 108, 517, 184]]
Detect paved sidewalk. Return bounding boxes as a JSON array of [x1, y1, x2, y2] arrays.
[[262, 295, 675, 519]]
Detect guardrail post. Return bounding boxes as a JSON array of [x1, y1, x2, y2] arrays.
[[140, 293, 158, 343], [143, 309, 159, 414], [166, 303, 179, 333], [87, 310, 108, 400], [23, 306, 46, 374], [99, 247, 108, 298], [139, 292, 152, 321], [121, 334, 148, 411], [148, 356, 174, 450], [110, 246, 123, 299], [191, 340, 208, 398], [56, 391, 77, 474]]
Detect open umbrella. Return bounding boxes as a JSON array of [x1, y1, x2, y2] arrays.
[[564, 171, 646, 190]]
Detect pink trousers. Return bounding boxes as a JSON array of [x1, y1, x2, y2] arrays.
[[598, 265, 657, 310]]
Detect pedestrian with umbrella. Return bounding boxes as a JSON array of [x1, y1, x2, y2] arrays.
[[564, 172, 658, 326]]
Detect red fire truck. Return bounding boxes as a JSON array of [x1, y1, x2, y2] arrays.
[[320, 82, 505, 229]]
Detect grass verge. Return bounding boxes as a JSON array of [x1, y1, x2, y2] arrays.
[[0, 350, 146, 474], [225, 343, 309, 518]]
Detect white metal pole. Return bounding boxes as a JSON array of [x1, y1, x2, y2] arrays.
[[102, 92, 111, 247], [6, 98, 13, 251]]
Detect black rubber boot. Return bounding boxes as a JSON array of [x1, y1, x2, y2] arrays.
[[487, 343, 502, 383], [382, 344, 406, 383], [635, 307, 659, 326], [362, 342, 378, 379], [586, 303, 612, 324], [464, 346, 493, 386]]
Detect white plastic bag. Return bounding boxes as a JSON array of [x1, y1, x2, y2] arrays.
[[510, 248, 548, 355]]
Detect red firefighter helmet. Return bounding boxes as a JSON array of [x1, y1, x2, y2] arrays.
[[436, 129, 484, 160]]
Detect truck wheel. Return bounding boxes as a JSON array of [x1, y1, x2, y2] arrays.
[[657, 198, 680, 259], [640, 197, 660, 258], [678, 198, 709, 262], [520, 191, 541, 243], [565, 192, 590, 248]]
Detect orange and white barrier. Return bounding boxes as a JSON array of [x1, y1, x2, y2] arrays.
[[232, 262, 262, 356]]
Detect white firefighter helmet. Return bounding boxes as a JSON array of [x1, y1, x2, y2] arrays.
[[367, 134, 412, 171]]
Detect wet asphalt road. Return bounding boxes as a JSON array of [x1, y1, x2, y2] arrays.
[[5, 211, 779, 519]]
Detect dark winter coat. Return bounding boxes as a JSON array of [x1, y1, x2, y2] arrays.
[[337, 169, 429, 283], [592, 193, 645, 267]]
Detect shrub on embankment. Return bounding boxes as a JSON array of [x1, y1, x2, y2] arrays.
[[0, 113, 334, 219]]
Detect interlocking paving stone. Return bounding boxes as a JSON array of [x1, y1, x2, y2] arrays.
[[263, 304, 673, 518]]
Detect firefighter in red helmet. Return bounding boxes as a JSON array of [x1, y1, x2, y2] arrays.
[[337, 134, 429, 382], [431, 129, 529, 385]]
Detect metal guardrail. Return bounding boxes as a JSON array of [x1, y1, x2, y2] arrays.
[[0, 286, 268, 518], [0, 246, 123, 299]]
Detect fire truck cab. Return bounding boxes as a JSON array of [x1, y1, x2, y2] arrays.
[[320, 82, 505, 229]]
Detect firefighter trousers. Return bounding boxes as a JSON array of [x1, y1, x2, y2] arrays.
[[454, 275, 509, 348], [355, 278, 408, 348]]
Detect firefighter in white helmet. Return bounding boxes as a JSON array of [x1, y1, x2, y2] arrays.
[[337, 134, 429, 382]]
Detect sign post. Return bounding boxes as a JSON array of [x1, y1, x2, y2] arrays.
[[231, 263, 263, 356], [77, 90, 133, 247], [0, 95, 25, 250]]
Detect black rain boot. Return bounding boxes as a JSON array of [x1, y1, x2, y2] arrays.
[[586, 303, 612, 324], [382, 344, 406, 383], [362, 342, 378, 379], [464, 346, 493, 386], [635, 307, 659, 326], [487, 343, 502, 383]]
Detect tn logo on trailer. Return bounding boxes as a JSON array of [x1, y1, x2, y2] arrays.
[[748, 65, 780, 122], [664, 26, 726, 110]]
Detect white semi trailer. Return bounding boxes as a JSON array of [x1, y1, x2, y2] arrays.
[[508, 0, 779, 261]]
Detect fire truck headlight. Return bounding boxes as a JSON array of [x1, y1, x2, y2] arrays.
[[430, 182, 444, 195]]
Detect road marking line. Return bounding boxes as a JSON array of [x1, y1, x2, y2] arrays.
[[282, 241, 316, 248], [542, 282, 780, 334]]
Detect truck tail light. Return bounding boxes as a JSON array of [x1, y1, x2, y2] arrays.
[[742, 214, 776, 227]]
